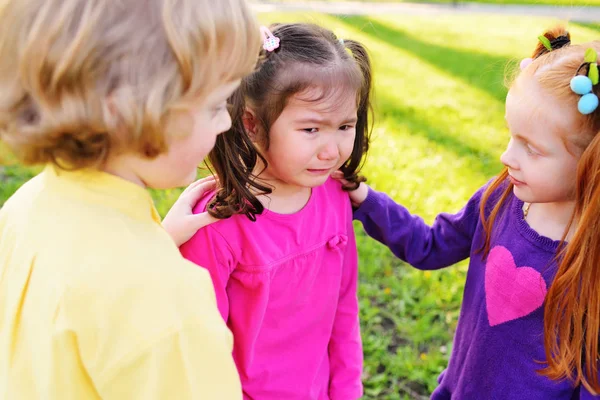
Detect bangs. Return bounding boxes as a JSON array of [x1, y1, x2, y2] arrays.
[[278, 60, 363, 108], [255, 59, 363, 128]]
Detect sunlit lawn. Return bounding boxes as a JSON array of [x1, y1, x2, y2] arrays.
[[1, 13, 599, 400], [260, 0, 600, 7]]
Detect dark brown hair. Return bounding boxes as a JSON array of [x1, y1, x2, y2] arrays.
[[478, 27, 600, 393], [207, 23, 374, 220]]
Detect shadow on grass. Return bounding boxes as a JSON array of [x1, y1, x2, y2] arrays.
[[333, 15, 511, 103], [572, 22, 600, 33], [376, 90, 501, 176], [333, 15, 504, 175]]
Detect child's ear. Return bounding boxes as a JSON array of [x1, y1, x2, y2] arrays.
[[242, 108, 259, 141]]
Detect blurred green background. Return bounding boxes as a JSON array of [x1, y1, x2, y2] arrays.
[[258, 0, 600, 6]]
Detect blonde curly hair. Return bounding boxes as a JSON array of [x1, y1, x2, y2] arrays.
[[0, 0, 260, 169]]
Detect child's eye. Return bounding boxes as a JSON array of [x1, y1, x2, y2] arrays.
[[339, 125, 354, 131], [212, 103, 228, 116], [302, 128, 318, 134], [525, 145, 539, 156]]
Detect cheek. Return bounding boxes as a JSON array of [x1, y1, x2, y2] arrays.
[[167, 114, 213, 163], [165, 135, 209, 175], [338, 133, 357, 160], [189, 123, 219, 158], [267, 141, 306, 170], [218, 112, 233, 133], [559, 157, 579, 188], [533, 156, 577, 193], [268, 132, 308, 160]]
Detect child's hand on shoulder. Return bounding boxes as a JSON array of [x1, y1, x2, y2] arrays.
[[331, 171, 369, 208], [163, 176, 219, 247]]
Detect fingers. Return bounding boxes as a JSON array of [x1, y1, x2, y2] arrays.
[[330, 170, 344, 179], [182, 175, 217, 195], [330, 170, 350, 185], [183, 179, 218, 205], [191, 211, 219, 230]]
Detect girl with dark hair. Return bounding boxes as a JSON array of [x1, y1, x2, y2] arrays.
[[179, 23, 374, 399]]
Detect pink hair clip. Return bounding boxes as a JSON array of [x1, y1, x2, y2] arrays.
[[260, 26, 280, 52], [520, 57, 533, 71]]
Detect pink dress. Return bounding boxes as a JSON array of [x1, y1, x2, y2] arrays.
[[180, 178, 363, 400]]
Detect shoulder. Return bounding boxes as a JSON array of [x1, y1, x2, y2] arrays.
[[191, 187, 217, 214], [1, 171, 45, 218], [189, 187, 250, 239], [317, 177, 352, 209], [61, 239, 219, 334], [70, 223, 213, 292], [183, 189, 250, 263], [322, 176, 347, 195]]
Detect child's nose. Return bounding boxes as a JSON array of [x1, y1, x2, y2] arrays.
[[317, 141, 338, 161], [500, 146, 518, 170]]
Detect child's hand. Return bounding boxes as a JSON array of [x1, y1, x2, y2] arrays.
[[163, 176, 218, 247], [331, 171, 369, 208]]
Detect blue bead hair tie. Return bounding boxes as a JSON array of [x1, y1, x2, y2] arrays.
[[570, 48, 599, 115]]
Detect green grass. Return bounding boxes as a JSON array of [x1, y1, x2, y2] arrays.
[[1, 13, 599, 400], [259, 0, 600, 7]]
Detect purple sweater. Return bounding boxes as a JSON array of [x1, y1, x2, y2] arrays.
[[354, 181, 598, 399]]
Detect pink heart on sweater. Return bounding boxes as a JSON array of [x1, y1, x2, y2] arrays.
[[485, 246, 547, 326]]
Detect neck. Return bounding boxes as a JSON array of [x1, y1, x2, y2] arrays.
[[252, 167, 311, 214], [102, 154, 146, 188], [526, 200, 576, 241]]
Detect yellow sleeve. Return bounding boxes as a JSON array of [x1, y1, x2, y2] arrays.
[[97, 317, 241, 399]]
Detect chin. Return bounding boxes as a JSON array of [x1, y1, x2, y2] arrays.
[[512, 186, 537, 203], [301, 175, 330, 188]]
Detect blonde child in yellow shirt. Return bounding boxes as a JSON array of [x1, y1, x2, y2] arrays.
[[0, 0, 260, 398]]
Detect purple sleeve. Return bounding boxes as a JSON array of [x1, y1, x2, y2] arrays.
[[353, 185, 486, 270], [179, 225, 234, 322], [328, 215, 363, 400]]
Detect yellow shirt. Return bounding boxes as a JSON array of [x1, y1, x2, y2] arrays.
[[0, 165, 241, 399]]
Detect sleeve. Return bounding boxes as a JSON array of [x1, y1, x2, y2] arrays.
[[328, 212, 363, 400], [179, 224, 235, 321], [98, 316, 242, 400], [353, 184, 487, 270]]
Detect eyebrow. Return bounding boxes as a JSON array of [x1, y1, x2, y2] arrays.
[[513, 132, 547, 152], [504, 117, 548, 153], [295, 116, 358, 125]]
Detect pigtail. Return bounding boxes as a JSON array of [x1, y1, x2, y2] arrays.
[[339, 39, 373, 191], [206, 88, 271, 221], [543, 131, 600, 394]]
